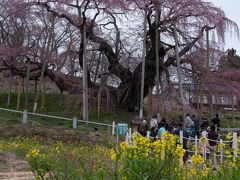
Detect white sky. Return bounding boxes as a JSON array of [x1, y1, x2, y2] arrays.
[[209, 0, 240, 54]]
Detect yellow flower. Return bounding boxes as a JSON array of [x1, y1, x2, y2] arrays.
[[199, 137, 208, 145], [55, 146, 60, 153], [238, 136, 240, 143], [120, 142, 129, 151], [188, 168, 197, 176], [229, 161, 237, 168], [226, 132, 233, 140], [26, 149, 40, 158], [202, 167, 210, 177], [191, 155, 204, 165], [175, 144, 185, 158], [110, 149, 116, 161]]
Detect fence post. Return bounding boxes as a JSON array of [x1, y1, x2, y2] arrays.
[[112, 121, 115, 136], [125, 132, 129, 142], [202, 131, 207, 160], [195, 135, 198, 155], [233, 132, 238, 157], [203, 144, 207, 160], [23, 110, 28, 124], [180, 130, 183, 144], [129, 128, 132, 143], [116, 128, 119, 150], [147, 131, 150, 140], [72, 117, 77, 129], [179, 130, 183, 164], [220, 139, 223, 164], [33, 102, 38, 113]]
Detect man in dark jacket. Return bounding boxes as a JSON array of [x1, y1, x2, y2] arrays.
[[211, 114, 220, 130], [200, 117, 209, 130], [192, 115, 200, 137]]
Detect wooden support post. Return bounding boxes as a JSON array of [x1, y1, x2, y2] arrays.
[[148, 86, 153, 117], [173, 21, 185, 119], [140, 7, 147, 119], [16, 77, 21, 110]]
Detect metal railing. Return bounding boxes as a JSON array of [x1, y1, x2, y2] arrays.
[[0, 107, 115, 135]]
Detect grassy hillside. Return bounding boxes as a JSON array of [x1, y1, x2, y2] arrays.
[[1, 92, 240, 130], [0, 93, 133, 124]]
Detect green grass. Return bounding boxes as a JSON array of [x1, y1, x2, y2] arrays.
[[0, 92, 133, 124], [2, 92, 240, 129], [0, 92, 136, 140], [221, 116, 240, 128]]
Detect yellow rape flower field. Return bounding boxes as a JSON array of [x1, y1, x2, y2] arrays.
[[0, 132, 240, 179]]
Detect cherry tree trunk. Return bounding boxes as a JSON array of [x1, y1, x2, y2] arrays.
[[117, 47, 165, 111]]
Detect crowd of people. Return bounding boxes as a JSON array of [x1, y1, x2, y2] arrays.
[[137, 113, 221, 162]]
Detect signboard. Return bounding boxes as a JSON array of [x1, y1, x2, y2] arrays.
[[117, 123, 128, 136]]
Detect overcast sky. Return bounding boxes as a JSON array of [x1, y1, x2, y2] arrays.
[[209, 0, 240, 54]]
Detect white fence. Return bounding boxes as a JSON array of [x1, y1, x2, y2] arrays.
[[124, 128, 238, 164], [0, 107, 116, 135]]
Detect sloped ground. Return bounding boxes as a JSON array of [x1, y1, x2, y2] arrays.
[[0, 151, 34, 180], [0, 122, 116, 179], [0, 122, 115, 146]]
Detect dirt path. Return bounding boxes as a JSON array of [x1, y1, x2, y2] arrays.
[[0, 151, 34, 180]]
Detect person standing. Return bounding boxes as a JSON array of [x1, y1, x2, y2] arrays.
[[174, 122, 189, 162], [158, 118, 169, 131], [157, 122, 166, 138], [192, 115, 200, 137], [207, 125, 219, 165], [200, 117, 209, 131], [178, 115, 183, 123], [150, 127, 158, 141], [185, 114, 193, 128], [211, 113, 220, 130], [150, 115, 158, 129], [184, 114, 194, 135], [139, 120, 148, 137], [207, 125, 219, 147]]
